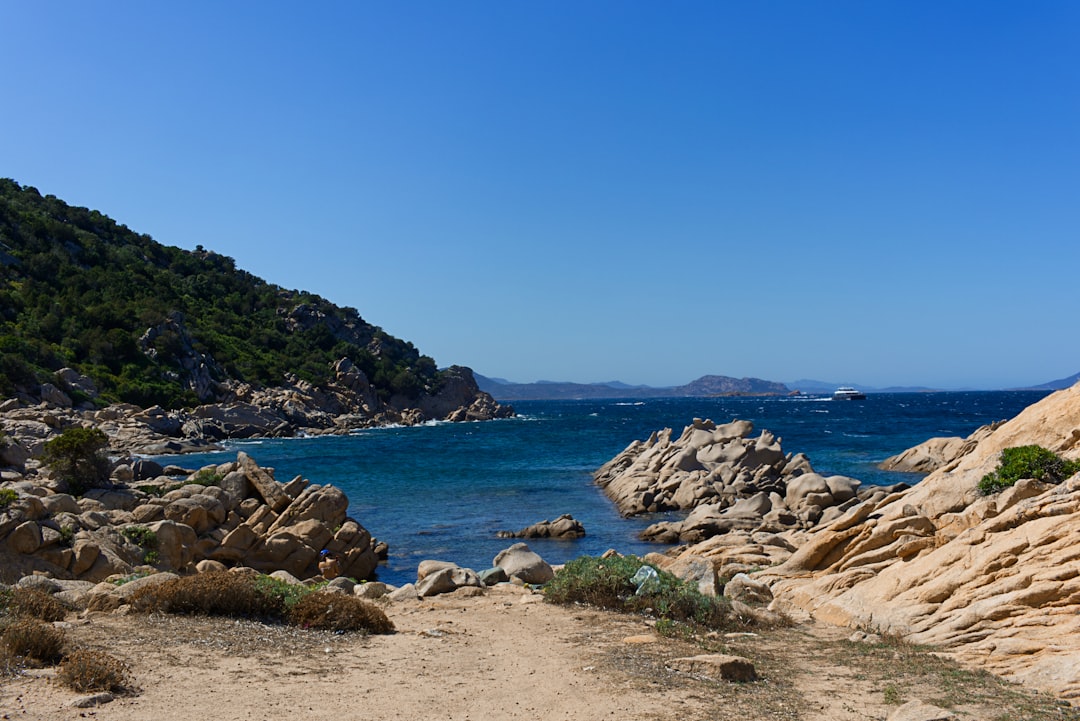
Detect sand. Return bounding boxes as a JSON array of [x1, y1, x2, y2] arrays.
[[1, 584, 1070, 721]]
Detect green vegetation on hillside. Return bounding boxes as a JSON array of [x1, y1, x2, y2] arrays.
[[0, 179, 441, 408]]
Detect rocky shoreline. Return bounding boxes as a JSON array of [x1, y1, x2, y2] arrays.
[[4, 376, 1080, 707], [638, 383, 1080, 704], [0, 361, 511, 461]]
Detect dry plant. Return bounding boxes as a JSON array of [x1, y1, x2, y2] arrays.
[[56, 649, 133, 693], [0, 586, 68, 622], [129, 572, 285, 619], [287, 591, 395, 634], [1, 617, 65, 664]]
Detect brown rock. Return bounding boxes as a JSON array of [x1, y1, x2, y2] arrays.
[[666, 654, 757, 682], [7, 521, 42, 553], [238, 452, 288, 511]]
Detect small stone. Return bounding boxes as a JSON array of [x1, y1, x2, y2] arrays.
[[71, 692, 114, 708], [666, 654, 757, 682]]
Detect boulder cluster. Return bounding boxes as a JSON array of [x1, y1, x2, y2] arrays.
[[0, 451, 383, 584], [387, 542, 557, 600], [595, 418, 902, 543]]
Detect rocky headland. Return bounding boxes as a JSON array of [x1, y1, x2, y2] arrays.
[[0, 361, 511, 463], [633, 382, 1080, 703]]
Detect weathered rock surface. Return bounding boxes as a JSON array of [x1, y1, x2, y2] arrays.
[[496, 514, 585, 539], [665, 654, 757, 682], [595, 417, 864, 543], [0, 452, 383, 584], [878, 420, 1003, 474], [747, 382, 1080, 703], [493, 543, 555, 585]]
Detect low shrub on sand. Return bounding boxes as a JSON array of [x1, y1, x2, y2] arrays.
[[57, 649, 133, 693], [129, 572, 285, 619], [0, 587, 67, 622], [288, 591, 395, 634], [545, 555, 733, 630], [1, 618, 65, 664], [130, 571, 394, 634]]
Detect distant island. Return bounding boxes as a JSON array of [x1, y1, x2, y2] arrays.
[[476, 373, 1078, 401]]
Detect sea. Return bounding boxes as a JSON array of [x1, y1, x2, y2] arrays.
[[153, 391, 1049, 586]]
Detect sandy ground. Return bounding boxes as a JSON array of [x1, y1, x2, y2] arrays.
[[1, 584, 1074, 721]]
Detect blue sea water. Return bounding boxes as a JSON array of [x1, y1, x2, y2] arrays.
[[154, 391, 1049, 586]]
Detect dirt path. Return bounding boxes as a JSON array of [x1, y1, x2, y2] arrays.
[[1, 585, 1074, 721]]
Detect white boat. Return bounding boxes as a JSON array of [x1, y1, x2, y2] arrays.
[[832, 386, 867, 400]]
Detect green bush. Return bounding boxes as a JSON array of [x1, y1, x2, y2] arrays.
[[544, 555, 733, 630], [0, 488, 17, 508], [978, 445, 1080, 495], [252, 574, 319, 610], [189, 470, 223, 487], [121, 525, 158, 549], [57, 649, 132, 693], [40, 427, 111, 496]]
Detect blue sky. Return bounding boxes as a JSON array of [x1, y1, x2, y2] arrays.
[[3, 2, 1078, 389]]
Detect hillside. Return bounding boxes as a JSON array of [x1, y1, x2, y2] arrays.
[[0, 178, 500, 424]]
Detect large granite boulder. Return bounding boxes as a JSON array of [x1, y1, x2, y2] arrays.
[[493, 543, 554, 585]]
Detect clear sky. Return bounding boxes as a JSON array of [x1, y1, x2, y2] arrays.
[[3, 2, 1078, 390]]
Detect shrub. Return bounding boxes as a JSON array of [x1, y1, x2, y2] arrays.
[[1, 618, 65, 663], [121, 525, 158, 549], [57, 649, 132, 693], [128, 572, 285, 619], [0, 488, 17, 508], [287, 592, 395, 634], [40, 427, 111, 496], [252, 574, 318, 610], [189, 470, 223, 487], [978, 445, 1080, 495], [0, 587, 67, 622], [544, 555, 734, 630], [57, 525, 75, 547]]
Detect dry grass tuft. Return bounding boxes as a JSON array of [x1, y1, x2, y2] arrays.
[[287, 591, 395, 634], [1, 617, 66, 664], [56, 649, 133, 693], [129, 572, 285, 619], [1, 587, 68, 622]]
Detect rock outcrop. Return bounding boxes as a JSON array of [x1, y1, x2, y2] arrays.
[[878, 420, 1003, 474], [496, 514, 585, 539], [594, 418, 870, 543], [0, 451, 382, 583], [747, 382, 1080, 702]]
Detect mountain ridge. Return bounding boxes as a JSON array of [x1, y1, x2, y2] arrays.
[[477, 373, 1079, 401]]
